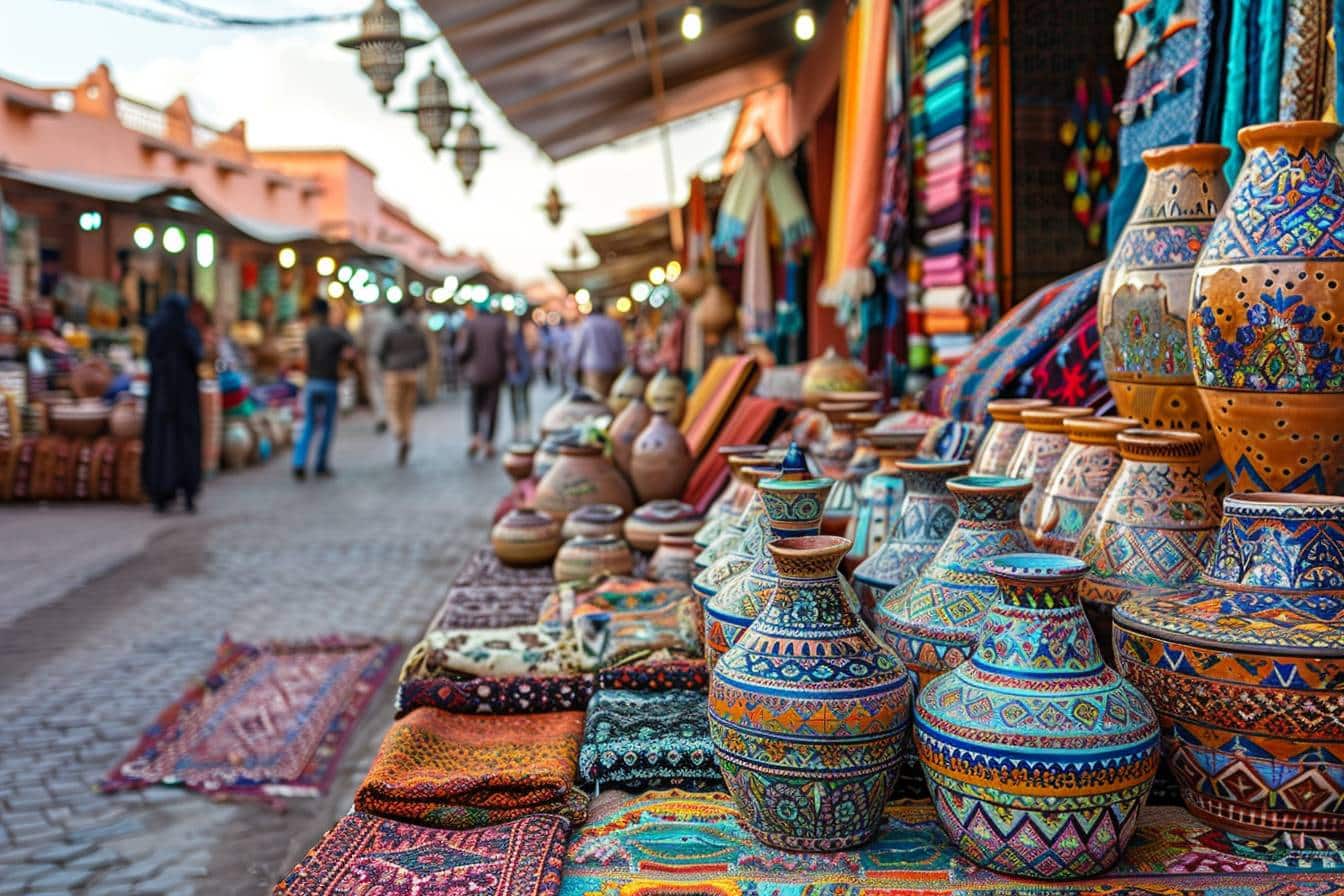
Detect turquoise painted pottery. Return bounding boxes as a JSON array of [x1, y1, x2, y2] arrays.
[[704, 475, 834, 671], [1005, 406, 1095, 535], [1113, 492, 1344, 841], [874, 475, 1034, 689], [693, 446, 769, 550], [915, 553, 1160, 879], [844, 429, 924, 568], [851, 459, 968, 626], [709, 535, 913, 851]]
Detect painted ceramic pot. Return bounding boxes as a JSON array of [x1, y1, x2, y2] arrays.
[[801, 347, 869, 407], [845, 429, 924, 567], [491, 507, 563, 567], [874, 475, 1034, 689], [561, 502, 626, 540], [816, 401, 868, 471], [693, 463, 774, 580], [1005, 406, 1095, 533], [608, 396, 652, 478], [1034, 415, 1138, 553], [221, 418, 253, 469], [644, 367, 687, 425], [915, 554, 1160, 879], [630, 412, 693, 502], [709, 535, 913, 851], [624, 499, 702, 552], [1075, 430, 1219, 662], [649, 533, 698, 584], [704, 475, 834, 671], [1100, 143, 1229, 478], [851, 459, 968, 626], [502, 441, 536, 482], [1189, 121, 1344, 494], [608, 366, 646, 415], [553, 534, 634, 583], [1113, 493, 1344, 840], [694, 450, 770, 552], [534, 429, 579, 481], [540, 388, 608, 436], [971, 399, 1052, 476], [108, 395, 144, 441], [533, 443, 635, 523]]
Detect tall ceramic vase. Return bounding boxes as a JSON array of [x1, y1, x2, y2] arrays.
[[874, 475, 1034, 689], [915, 554, 1159, 879], [693, 450, 769, 554], [1033, 415, 1137, 553], [1099, 143, 1229, 479], [845, 429, 924, 568], [970, 399, 1050, 476], [1113, 493, 1344, 841], [709, 535, 912, 851], [1189, 121, 1344, 494], [1005, 406, 1094, 534]]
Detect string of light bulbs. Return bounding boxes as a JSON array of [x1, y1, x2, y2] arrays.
[[679, 3, 816, 42]]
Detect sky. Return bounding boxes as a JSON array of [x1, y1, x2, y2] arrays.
[[0, 0, 739, 287]]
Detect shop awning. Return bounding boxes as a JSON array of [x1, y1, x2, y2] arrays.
[[0, 167, 183, 204], [422, 0, 818, 160]]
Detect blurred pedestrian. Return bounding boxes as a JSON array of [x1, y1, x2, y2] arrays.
[[141, 293, 202, 513], [293, 297, 354, 480], [456, 301, 511, 458], [359, 299, 393, 433], [506, 315, 536, 441], [378, 300, 430, 466], [570, 298, 625, 398]]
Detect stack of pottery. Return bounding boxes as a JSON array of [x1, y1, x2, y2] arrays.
[[607, 396, 651, 477], [649, 533, 698, 584], [972, 399, 1051, 475], [1006, 406, 1094, 533], [874, 475, 1034, 689], [607, 366, 645, 415], [915, 554, 1159, 879], [630, 412, 692, 502], [1189, 122, 1344, 495], [801, 347, 869, 407], [644, 367, 687, 425], [851, 458, 968, 626], [709, 535, 912, 851], [1100, 143, 1228, 479], [1033, 415, 1137, 553], [815, 400, 872, 471], [693, 449, 769, 554], [554, 534, 634, 583], [818, 405, 872, 537], [532, 443, 635, 523], [624, 500, 701, 552], [846, 428, 924, 568], [1113, 493, 1344, 840], [491, 507, 563, 567], [561, 503, 626, 540], [540, 388, 608, 437], [50, 400, 109, 438], [1075, 430, 1219, 661]]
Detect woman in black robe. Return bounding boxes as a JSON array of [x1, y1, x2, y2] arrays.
[[141, 293, 203, 512]]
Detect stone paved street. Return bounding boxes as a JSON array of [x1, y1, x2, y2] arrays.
[[0, 391, 532, 894]]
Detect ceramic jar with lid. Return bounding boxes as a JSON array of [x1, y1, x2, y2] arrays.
[[1005, 406, 1095, 533], [630, 411, 693, 502], [971, 399, 1051, 476], [801, 347, 869, 407], [624, 499, 701, 552], [1033, 415, 1137, 553]]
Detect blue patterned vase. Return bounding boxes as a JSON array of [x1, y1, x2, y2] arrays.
[[1005, 406, 1095, 535], [915, 553, 1160, 879], [970, 399, 1050, 476], [874, 475, 1033, 689], [709, 535, 913, 851], [844, 429, 924, 569], [1113, 492, 1344, 841], [692, 446, 769, 551]]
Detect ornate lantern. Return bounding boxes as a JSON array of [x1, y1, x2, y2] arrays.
[[541, 185, 568, 227], [338, 0, 425, 106], [450, 111, 495, 190], [400, 60, 465, 155]]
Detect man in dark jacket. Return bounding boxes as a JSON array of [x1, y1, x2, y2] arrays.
[[377, 300, 430, 466], [455, 302, 511, 458]]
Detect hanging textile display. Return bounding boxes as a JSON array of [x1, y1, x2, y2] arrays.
[[713, 139, 814, 264], [967, 0, 997, 320], [1059, 71, 1119, 249], [739, 204, 773, 340]]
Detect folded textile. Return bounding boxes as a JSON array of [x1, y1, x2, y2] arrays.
[[925, 55, 970, 93], [400, 625, 592, 683], [922, 310, 974, 334], [921, 286, 972, 311], [396, 674, 595, 717], [924, 140, 966, 173], [356, 708, 589, 827], [454, 546, 555, 589], [924, 222, 967, 247], [921, 270, 967, 289], [597, 658, 708, 692], [578, 690, 722, 793], [273, 812, 570, 896], [428, 583, 554, 630], [923, 3, 968, 48], [925, 124, 967, 155], [682, 395, 784, 514], [536, 577, 690, 629], [681, 355, 759, 459]]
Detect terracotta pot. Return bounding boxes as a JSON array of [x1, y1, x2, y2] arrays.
[[221, 419, 254, 470], [675, 268, 707, 302], [49, 399, 109, 439], [801, 347, 868, 407], [534, 430, 578, 481], [1033, 415, 1137, 553], [108, 395, 144, 441], [693, 282, 737, 337], [624, 499, 701, 552], [607, 396, 652, 478], [561, 503, 625, 540], [540, 388, 608, 437], [532, 443, 635, 523], [649, 533, 698, 584], [916, 554, 1159, 879], [553, 534, 634, 583], [1190, 121, 1344, 494], [607, 366, 645, 415], [1114, 493, 1344, 840], [1099, 143, 1229, 478], [1005, 406, 1094, 534], [630, 412, 692, 502], [1075, 430, 1220, 662], [491, 507, 563, 567], [71, 357, 113, 399], [644, 367, 687, 425], [709, 535, 912, 851], [502, 441, 536, 482], [971, 398, 1050, 475]]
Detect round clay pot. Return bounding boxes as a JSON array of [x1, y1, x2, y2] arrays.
[[1033, 415, 1137, 553], [971, 398, 1051, 475], [630, 412, 692, 502], [693, 282, 737, 337], [607, 396, 652, 478], [533, 443, 635, 523], [553, 534, 634, 583], [644, 367, 687, 425], [607, 366, 645, 415], [624, 499, 702, 552], [109, 395, 144, 440], [802, 347, 868, 407], [491, 507, 563, 567], [561, 503, 626, 540], [540, 388, 609, 437], [49, 399, 109, 439], [221, 419, 254, 470], [649, 533, 698, 584], [502, 442, 536, 482], [71, 357, 113, 399]]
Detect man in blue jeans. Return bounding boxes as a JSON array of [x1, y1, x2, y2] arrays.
[[293, 297, 354, 480]]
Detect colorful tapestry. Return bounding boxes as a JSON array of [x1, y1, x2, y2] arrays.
[[597, 659, 708, 693], [682, 396, 785, 514], [1279, 0, 1332, 119], [273, 812, 569, 896], [104, 636, 398, 800], [454, 547, 556, 589], [578, 691, 721, 793], [428, 584, 554, 630], [536, 577, 690, 629], [399, 626, 592, 683], [395, 675, 595, 717], [355, 708, 589, 828], [1017, 305, 1112, 410], [559, 790, 1344, 896]]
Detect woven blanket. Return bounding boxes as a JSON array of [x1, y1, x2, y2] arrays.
[[454, 547, 556, 589], [561, 790, 1344, 896], [597, 659, 708, 692], [104, 636, 397, 800], [682, 355, 760, 460], [355, 708, 589, 828], [400, 626, 592, 683], [578, 690, 722, 793], [273, 812, 569, 896], [682, 396, 785, 514], [428, 583, 554, 630], [395, 675, 595, 716], [536, 577, 690, 629]]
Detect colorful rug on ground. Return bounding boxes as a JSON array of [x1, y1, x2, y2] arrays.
[[273, 811, 569, 896], [103, 636, 398, 801], [560, 790, 1344, 896], [355, 708, 589, 828]]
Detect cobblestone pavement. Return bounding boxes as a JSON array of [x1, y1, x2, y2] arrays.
[[0, 390, 534, 894]]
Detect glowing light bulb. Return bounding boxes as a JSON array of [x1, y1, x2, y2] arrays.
[[794, 7, 816, 41], [681, 4, 703, 40]]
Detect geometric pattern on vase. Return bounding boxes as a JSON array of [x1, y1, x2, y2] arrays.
[[971, 399, 1051, 476], [1006, 406, 1095, 535], [1033, 416, 1136, 554], [845, 429, 926, 566]]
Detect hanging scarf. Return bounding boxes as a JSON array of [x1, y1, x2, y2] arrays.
[[740, 203, 773, 338], [712, 140, 813, 262]]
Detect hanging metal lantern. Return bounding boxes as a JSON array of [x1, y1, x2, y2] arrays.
[[337, 0, 426, 106], [450, 111, 495, 190], [541, 185, 568, 227], [399, 60, 465, 155]]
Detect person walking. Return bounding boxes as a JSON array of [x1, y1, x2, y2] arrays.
[[293, 297, 354, 480], [378, 300, 430, 465], [570, 298, 626, 398], [456, 301, 511, 458], [141, 293, 203, 513], [505, 315, 536, 441], [359, 299, 392, 433]]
